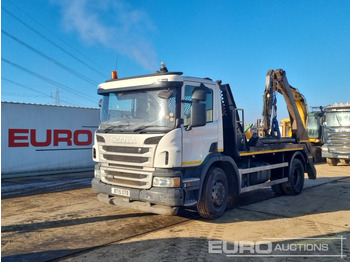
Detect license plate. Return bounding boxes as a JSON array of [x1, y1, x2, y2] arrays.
[[111, 187, 130, 197]]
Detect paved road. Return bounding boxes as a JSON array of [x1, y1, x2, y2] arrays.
[[1, 164, 349, 261]]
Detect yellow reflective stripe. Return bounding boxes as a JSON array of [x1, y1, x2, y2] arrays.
[[239, 147, 304, 156], [301, 139, 321, 143], [182, 160, 202, 166], [308, 138, 321, 143], [218, 148, 224, 152]]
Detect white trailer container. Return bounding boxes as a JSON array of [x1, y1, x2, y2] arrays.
[[1, 102, 100, 177]]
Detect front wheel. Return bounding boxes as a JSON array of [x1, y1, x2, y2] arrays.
[[327, 158, 339, 166], [313, 146, 323, 163], [340, 159, 350, 165], [281, 158, 305, 195], [198, 167, 228, 219]]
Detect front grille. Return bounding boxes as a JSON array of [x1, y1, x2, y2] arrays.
[[103, 154, 149, 163], [326, 133, 350, 142], [100, 144, 153, 167], [105, 177, 147, 187], [108, 163, 144, 169], [325, 131, 350, 154], [101, 168, 152, 189], [97, 134, 161, 189], [106, 170, 147, 179], [102, 146, 149, 154]]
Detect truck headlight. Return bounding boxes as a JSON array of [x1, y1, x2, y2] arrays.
[[153, 177, 180, 187], [94, 165, 101, 179]]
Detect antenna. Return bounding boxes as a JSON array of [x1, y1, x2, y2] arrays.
[[55, 88, 60, 105], [115, 57, 119, 71]]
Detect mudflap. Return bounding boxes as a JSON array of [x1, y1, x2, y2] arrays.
[[306, 157, 317, 179]]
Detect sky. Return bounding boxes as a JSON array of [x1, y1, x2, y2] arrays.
[[1, 0, 350, 124]]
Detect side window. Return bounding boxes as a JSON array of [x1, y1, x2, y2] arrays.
[[184, 85, 213, 126]]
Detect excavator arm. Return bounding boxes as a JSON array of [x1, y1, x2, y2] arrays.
[[263, 69, 309, 141]]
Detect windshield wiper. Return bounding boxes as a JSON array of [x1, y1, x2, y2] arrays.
[[103, 124, 130, 133], [133, 125, 167, 133], [335, 115, 343, 127]]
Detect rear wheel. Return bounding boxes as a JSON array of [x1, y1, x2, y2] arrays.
[[271, 183, 284, 195], [327, 158, 339, 166], [198, 167, 228, 219], [281, 158, 305, 195]]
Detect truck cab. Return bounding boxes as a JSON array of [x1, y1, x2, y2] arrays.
[[92, 71, 225, 214]]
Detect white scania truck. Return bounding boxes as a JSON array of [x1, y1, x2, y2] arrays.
[[321, 103, 350, 166], [91, 65, 316, 219]]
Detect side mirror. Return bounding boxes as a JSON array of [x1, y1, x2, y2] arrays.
[[187, 102, 206, 130], [98, 99, 102, 108], [192, 83, 210, 101]]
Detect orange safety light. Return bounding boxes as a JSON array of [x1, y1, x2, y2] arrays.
[[111, 71, 118, 79]]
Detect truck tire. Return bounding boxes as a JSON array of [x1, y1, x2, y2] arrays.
[[271, 184, 284, 195], [313, 146, 323, 163], [281, 158, 304, 195], [198, 167, 228, 219], [340, 159, 350, 165], [327, 158, 338, 166]]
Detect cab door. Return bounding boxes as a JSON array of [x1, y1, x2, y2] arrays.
[[181, 82, 220, 167]]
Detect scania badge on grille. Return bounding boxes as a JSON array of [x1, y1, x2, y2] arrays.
[[111, 136, 136, 144]]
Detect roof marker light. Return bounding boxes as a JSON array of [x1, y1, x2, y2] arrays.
[[111, 71, 118, 79]]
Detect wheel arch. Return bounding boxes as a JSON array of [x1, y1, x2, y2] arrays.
[[285, 150, 308, 172], [197, 154, 240, 207]]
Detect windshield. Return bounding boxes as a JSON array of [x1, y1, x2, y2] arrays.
[[324, 111, 350, 127], [99, 88, 178, 133]]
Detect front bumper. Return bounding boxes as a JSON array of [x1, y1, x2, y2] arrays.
[[91, 178, 184, 206]]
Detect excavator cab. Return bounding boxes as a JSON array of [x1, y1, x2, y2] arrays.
[[306, 108, 324, 143]]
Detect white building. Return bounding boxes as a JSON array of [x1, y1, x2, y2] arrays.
[[1, 102, 100, 177]]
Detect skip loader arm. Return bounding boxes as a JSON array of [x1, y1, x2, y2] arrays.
[[262, 69, 316, 179]]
